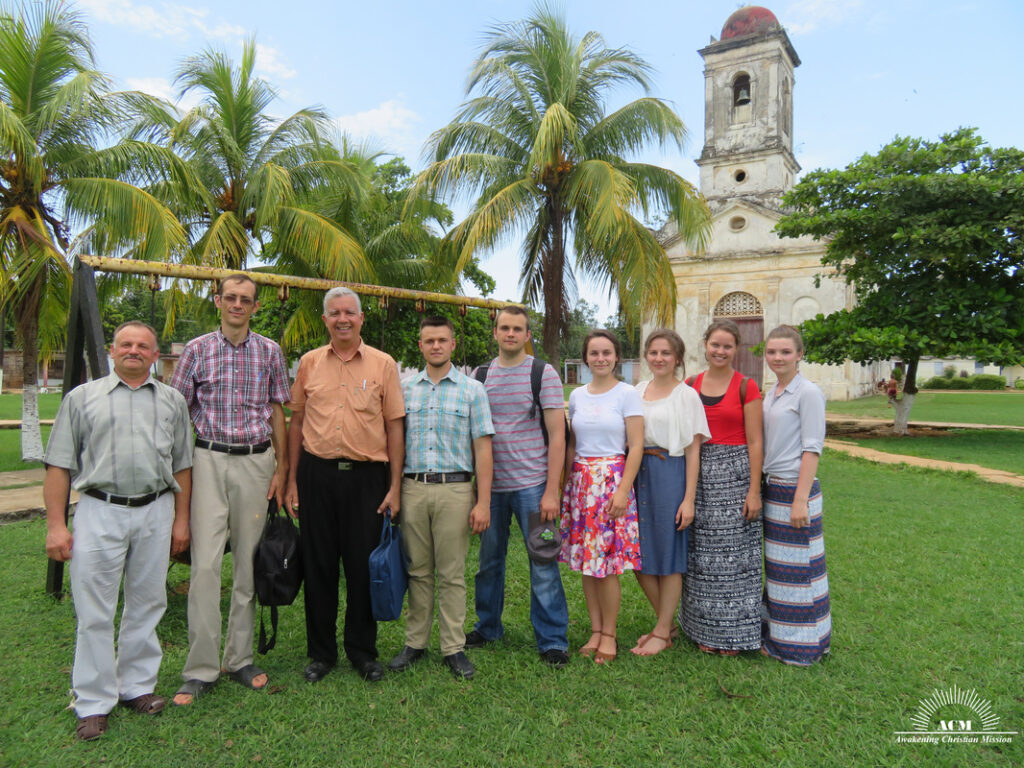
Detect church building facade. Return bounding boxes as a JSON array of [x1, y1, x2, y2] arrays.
[[659, 6, 881, 399]]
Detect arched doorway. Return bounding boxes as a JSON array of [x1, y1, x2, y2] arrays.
[[713, 291, 763, 388]]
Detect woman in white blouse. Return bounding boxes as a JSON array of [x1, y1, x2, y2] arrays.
[[631, 330, 710, 656]]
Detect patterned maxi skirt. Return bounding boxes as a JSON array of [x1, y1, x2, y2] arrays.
[[559, 455, 641, 577], [678, 443, 763, 651], [762, 478, 831, 665]]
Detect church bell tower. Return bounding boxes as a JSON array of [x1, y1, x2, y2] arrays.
[[696, 6, 800, 210]]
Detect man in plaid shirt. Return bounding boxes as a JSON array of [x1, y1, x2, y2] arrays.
[[169, 274, 291, 705], [387, 316, 494, 680]]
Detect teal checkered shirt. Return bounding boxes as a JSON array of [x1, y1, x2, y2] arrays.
[[402, 366, 494, 474]]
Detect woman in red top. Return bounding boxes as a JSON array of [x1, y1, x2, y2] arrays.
[[678, 319, 764, 654]]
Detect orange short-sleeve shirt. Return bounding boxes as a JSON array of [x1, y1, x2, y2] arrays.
[[289, 341, 405, 462]]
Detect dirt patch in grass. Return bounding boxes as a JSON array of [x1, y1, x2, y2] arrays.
[[826, 422, 954, 440]]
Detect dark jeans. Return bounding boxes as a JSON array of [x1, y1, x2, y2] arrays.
[[298, 450, 386, 666]]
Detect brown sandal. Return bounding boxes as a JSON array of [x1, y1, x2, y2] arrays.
[[633, 632, 673, 657], [579, 627, 602, 658], [594, 632, 618, 665], [76, 714, 108, 741], [119, 693, 167, 715]]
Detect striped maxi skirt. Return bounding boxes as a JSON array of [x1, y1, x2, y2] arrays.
[[762, 477, 832, 665]]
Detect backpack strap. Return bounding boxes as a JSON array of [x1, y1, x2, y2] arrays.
[[738, 375, 750, 407], [257, 605, 278, 654], [529, 356, 546, 420], [685, 375, 697, 388]]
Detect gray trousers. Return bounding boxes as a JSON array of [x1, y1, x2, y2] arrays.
[[70, 492, 174, 717], [182, 447, 275, 682]]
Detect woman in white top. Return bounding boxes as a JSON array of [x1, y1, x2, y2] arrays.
[[559, 330, 643, 664], [631, 330, 710, 656], [761, 325, 831, 665]]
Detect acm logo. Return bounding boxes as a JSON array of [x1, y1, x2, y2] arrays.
[[938, 720, 972, 731]]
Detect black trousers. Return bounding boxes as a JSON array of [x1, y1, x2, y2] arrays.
[[298, 450, 386, 666]]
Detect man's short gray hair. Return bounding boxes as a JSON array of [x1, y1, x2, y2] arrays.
[[323, 286, 361, 314]]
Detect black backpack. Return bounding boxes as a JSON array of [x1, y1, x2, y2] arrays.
[[475, 356, 568, 446], [253, 499, 303, 653]]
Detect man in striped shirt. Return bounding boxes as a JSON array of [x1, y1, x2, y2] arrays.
[[387, 316, 493, 680], [466, 306, 570, 667], [170, 274, 291, 705]]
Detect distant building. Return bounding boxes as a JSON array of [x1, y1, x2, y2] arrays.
[[655, 5, 883, 399]]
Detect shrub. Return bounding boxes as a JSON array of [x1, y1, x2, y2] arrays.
[[969, 374, 1007, 390], [922, 376, 949, 389], [943, 366, 956, 379], [948, 377, 971, 389], [1016, 379, 1024, 391]]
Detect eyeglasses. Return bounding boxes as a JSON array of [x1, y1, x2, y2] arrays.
[[220, 294, 255, 306]]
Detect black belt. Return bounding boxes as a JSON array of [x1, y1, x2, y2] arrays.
[[84, 488, 171, 507], [404, 472, 472, 484], [196, 438, 272, 455]]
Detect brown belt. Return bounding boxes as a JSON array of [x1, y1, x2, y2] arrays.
[[642, 447, 668, 460]]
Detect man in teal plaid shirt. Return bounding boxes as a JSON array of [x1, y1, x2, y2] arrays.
[[388, 316, 494, 680]]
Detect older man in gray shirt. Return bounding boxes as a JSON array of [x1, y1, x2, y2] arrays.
[[44, 321, 192, 741]]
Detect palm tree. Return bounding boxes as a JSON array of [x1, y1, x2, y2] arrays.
[[273, 140, 453, 353], [412, 5, 710, 367], [153, 40, 374, 332], [0, 1, 187, 460]]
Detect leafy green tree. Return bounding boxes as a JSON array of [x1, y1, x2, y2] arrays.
[[0, 1, 186, 460], [412, 4, 710, 369], [776, 128, 1024, 433], [100, 283, 208, 351]]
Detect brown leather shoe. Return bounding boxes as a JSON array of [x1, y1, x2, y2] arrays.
[[76, 714, 108, 741], [119, 693, 167, 715]]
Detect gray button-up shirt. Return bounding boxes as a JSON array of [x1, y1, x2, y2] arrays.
[[44, 371, 193, 496], [762, 372, 826, 480]]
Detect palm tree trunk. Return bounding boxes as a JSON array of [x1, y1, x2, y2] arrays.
[[19, 304, 44, 462], [541, 205, 566, 370]]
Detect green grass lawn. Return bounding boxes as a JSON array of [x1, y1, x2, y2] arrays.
[[0, 392, 62, 421], [827, 391, 1024, 426], [0, 427, 50, 472], [842, 430, 1024, 476], [1, 452, 1021, 766]]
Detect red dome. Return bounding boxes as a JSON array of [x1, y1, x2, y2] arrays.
[[721, 6, 780, 39]]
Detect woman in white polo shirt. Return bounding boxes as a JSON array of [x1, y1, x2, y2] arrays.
[[761, 325, 831, 665]]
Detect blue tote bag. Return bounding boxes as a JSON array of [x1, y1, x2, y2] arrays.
[[368, 509, 408, 621]]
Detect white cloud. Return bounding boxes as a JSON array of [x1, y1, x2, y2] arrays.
[[254, 43, 297, 81], [334, 99, 424, 160], [76, 0, 207, 38], [784, 0, 863, 35]]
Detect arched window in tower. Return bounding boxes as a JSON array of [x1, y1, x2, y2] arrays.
[[782, 77, 792, 138], [731, 73, 751, 123]]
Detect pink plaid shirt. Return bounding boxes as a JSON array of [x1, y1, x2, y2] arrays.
[[170, 329, 291, 445]]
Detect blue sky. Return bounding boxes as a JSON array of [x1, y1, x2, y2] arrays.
[[75, 0, 1024, 313]]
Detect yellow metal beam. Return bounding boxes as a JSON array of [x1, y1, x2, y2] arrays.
[[77, 255, 520, 311]]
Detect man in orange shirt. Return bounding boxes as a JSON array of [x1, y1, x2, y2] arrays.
[[285, 287, 405, 683]]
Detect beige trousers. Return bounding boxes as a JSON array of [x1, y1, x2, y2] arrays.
[[400, 478, 474, 656], [183, 447, 276, 681]]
